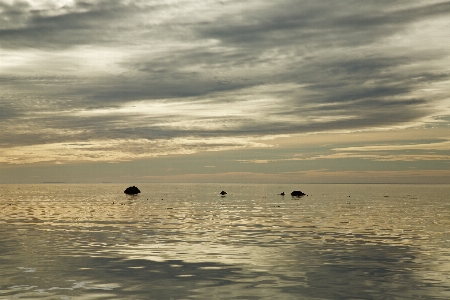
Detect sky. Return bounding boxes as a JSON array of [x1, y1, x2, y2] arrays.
[[1, 0, 449, 184]]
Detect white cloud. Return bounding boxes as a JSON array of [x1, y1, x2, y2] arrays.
[[0, 137, 270, 165], [333, 140, 450, 152]]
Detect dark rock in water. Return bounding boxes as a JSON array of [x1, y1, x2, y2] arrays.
[[124, 186, 141, 195], [220, 191, 227, 195], [291, 190, 306, 197], [280, 192, 285, 196]]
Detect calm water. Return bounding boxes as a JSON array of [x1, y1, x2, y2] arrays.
[[0, 183, 449, 299]]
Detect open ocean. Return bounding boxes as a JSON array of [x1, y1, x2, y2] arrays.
[[0, 183, 449, 299]]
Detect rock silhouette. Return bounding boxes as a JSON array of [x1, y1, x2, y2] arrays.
[[124, 186, 141, 195], [291, 190, 306, 197], [220, 191, 227, 195]]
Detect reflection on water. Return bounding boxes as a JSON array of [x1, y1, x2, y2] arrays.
[[0, 184, 449, 299]]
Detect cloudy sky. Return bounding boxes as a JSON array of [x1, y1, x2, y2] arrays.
[[1, 0, 449, 183]]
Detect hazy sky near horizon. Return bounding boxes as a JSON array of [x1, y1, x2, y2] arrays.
[[1, 0, 449, 183]]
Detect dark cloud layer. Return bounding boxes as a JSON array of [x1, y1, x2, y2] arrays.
[[0, 0, 142, 48], [198, 1, 450, 48]]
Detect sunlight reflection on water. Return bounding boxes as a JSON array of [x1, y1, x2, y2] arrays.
[[0, 183, 449, 299]]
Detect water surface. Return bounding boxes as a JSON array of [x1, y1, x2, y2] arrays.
[[1, 184, 449, 299]]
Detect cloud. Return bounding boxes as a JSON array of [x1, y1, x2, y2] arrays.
[[232, 138, 450, 164], [333, 140, 450, 152], [198, 1, 450, 50], [295, 153, 450, 162], [0, 136, 270, 165], [0, 0, 147, 49], [1, 0, 450, 165], [237, 159, 270, 164], [326, 140, 450, 161]]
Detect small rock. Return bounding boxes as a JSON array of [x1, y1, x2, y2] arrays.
[[291, 190, 306, 197], [124, 186, 140, 195]]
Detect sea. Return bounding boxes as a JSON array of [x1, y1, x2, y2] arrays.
[[0, 183, 449, 300]]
